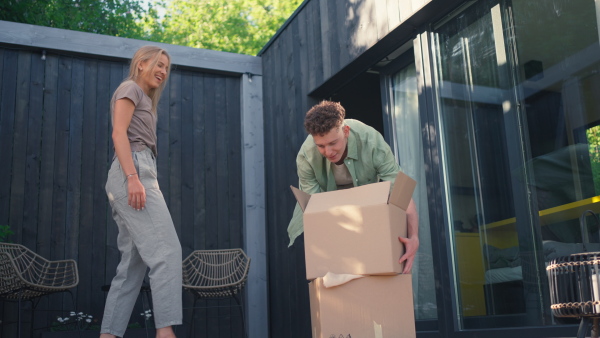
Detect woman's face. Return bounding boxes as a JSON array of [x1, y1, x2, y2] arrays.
[[137, 53, 169, 93]]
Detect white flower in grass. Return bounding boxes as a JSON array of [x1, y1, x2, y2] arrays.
[[70, 311, 76, 316], [86, 319, 92, 323]]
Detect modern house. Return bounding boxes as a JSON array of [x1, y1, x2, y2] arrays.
[[2, 0, 599, 337]]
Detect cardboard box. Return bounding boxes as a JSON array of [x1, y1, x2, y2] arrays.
[[291, 171, 416, 280], [309, 274, 416, 338]]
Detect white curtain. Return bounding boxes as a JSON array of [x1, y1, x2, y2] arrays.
[[392, 64, 437, 319]]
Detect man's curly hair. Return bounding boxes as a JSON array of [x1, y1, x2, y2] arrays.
[[304, 100, 345, 136]]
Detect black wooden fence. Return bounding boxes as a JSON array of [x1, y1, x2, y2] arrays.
[[0, 45, 245, 337]]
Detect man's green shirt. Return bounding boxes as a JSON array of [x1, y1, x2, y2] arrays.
[[288, 119, 401, 246]]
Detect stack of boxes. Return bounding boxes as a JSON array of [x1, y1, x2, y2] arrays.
[[292, 171, 417, 338]]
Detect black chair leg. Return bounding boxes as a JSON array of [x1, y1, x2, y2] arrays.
[[232, 292, 246, 338], [191, 296, 200, 338], [17, 296, 22, 338], [29, 299, 35, 338], [141, 288, 151, 338], [579, 317, 591, 338]]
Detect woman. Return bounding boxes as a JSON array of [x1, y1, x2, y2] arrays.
[[100, 46, 182, 338]]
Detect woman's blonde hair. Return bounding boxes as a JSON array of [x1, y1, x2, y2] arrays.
[[111, 45, 171, 118]]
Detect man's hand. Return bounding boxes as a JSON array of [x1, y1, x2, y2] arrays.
[[398, 235, 419, 274]]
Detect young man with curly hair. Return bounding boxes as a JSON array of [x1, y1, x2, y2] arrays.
[[288, 100, 419, 274]]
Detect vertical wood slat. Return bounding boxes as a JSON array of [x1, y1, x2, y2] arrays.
[[226, 77, 242, 250], [281, 24, 300, 337], [157, 77, 171, 199], [179, 71, 194, 255], [92, 59, 111, 314], [0, 49, 19, 337], [227, 76, 243, 338], [307, 0, 323, 92], [386, 0, 401, 31], [0, 50, 17, 227], [66, 58, 85, 260], [104, 62, 125, 286], [78, 59, 98, 317], [24, 53, 47, 333], [214, 75, 232, 336], [192, 73, 206, 253], [10, 51, 32, 245], [329, 0, 342, 76], [22, 51, 47, 336], [374, 0, 390, 41], [51, 55, 72, 262], [399, 0, 415, 22], [319, 0, 332, 80], [168, 71, 183, 236], [263, 36, 292, 337]]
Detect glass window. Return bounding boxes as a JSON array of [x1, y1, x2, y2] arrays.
[[390, 62, 437, 320], [432, 0, 600, 329]]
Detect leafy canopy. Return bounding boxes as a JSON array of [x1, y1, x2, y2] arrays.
[[144, 0, 303, 55], [0, 0, 158, 39], [1, 0, 303, 55]]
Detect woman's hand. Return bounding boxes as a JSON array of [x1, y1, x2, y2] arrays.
[[127, 174, 146, 210]]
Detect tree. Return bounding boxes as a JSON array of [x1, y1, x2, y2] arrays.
[[1, 0, 302, 56], [144, 0, 303, 55], [0, 0, 157, 39]]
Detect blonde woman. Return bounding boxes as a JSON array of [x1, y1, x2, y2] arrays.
[[100, 46, 182, 338]]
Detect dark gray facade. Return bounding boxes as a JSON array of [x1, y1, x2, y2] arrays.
[[260, 0, 596, 337]]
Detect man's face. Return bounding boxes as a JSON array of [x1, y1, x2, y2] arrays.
[[312, 125, 350, 163]]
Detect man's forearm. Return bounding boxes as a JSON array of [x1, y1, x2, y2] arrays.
[[406, 198, 419, 239]]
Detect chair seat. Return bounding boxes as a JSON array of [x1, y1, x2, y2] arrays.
[[182, 248, 250, 299], [0, 243, 79, 301]]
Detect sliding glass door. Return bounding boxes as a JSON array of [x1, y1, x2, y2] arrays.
[[430, 0, 600, 329]]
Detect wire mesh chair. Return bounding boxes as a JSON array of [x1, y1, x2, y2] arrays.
[[182, 248, 250, 337], [0, 242, 79, 337]]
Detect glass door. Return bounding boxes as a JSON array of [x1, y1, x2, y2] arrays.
[[431, 0, 600, 330], [432, 0, 540, 329], [386, 59, 437, 321]]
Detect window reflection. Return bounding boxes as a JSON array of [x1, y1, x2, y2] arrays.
[[432, 0, 600, 329], [390, 62, 437, 320]]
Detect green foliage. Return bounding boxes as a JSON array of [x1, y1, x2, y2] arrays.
[[143, 0, 304, 55], [2, 0, 303, 55], [0, 0, 159, 39], [0, 225, 13, 242], [587, 126, 600, 195]]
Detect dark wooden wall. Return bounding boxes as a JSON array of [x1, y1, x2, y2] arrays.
[[0, 46, 244, 337], [260, 0, 429, 336]]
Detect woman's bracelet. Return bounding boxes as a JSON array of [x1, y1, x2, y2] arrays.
[[126, 173, 138, 179]]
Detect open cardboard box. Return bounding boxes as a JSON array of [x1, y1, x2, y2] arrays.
[[309, 274, 416, 338], [291, 171, 416, 280]]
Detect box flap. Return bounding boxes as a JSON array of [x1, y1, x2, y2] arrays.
[[388, 171, 417, 210], [305, 181, 390, 214], [290, 186, 311, 212]]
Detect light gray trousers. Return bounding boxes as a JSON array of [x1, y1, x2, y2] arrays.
[[101, 148, 182, 336]]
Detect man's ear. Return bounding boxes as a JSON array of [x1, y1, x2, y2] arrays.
[[343, 125, 350, 137]]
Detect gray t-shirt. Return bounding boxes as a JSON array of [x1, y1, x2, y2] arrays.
[[332, 162, 354, 190], [113, 81, 158, 157]]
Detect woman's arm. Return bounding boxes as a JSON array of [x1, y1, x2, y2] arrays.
[[112, 98, 146, 210]]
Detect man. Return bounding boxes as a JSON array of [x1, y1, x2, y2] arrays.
[[288, 100, 419, 273]]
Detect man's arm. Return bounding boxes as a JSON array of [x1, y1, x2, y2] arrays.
[[398, 198, 419, 274], [288, 147, 323, 247], [367, 129, 419, 273]]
